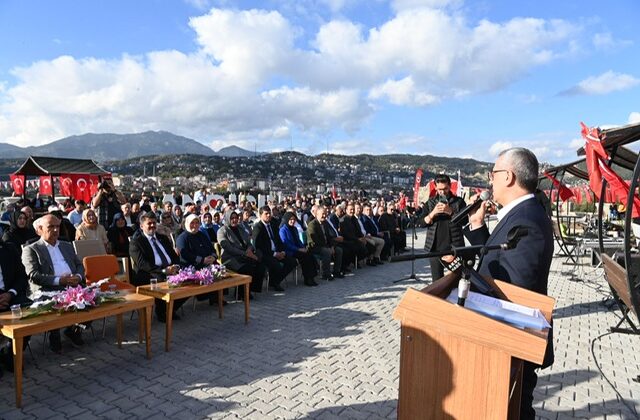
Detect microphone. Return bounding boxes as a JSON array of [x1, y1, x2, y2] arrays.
[[450, 191, 492, 225], [457, 278, 470, 306]]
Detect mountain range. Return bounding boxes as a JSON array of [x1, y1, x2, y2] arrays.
[[0, 131, 260, 160]]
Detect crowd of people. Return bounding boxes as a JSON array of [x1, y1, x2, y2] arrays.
[[0, 179, 413, 376]]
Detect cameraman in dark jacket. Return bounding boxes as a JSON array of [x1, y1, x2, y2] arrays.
[[421, 174, 467, 281]]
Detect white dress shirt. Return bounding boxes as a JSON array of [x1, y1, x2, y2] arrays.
[[45, 241, 73, 286]]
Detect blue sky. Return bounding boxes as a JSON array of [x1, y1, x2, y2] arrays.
[[0, 0, 638, 163]]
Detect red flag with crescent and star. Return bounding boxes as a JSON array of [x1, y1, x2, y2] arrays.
[[59, 175, 74, 197], [70, 174, 91, 202], [39, 176, 53, 195], [10, 174, 25, 195]]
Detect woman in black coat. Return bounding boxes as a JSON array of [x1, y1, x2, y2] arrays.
[[2, 211, 37, 248]]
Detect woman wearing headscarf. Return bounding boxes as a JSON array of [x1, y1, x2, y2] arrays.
[[199, 212, 218, 245], [156, 210, 178, 248], [217, 211, 265, 299], [176, 214, 219, 304], [176, 214, 217, 269], [279, 212, 318, 287], [75, 208, 110, 252], [1, 211, 37, 248], [107, 213, 133, 257]]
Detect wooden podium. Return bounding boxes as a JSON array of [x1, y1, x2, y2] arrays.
[[393, 271, 554, 420]]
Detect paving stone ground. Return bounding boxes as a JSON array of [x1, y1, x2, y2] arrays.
[[1, 229, 639, 419]]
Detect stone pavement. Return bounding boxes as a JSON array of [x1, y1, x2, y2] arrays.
[[1, 229, 639, 419]]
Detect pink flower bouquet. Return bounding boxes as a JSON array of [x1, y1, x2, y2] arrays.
[[166, 264, 227, 288]]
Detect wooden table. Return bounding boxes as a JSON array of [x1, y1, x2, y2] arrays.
[[136, 273, 251, 352], [0, 291, 154, 408]]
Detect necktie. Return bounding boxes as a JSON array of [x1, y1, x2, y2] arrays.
[[266, 223, 274, 240], [151, 237, 170, 267]]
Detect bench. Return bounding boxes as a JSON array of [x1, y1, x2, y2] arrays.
[[601, 253, 640, 334]]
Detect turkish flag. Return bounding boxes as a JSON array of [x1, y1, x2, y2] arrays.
[[585, 188, 593, 204], [10, 174, 25, 195], [543, 172, 574, 201], [71, 174, 92, 202], [59, 175, 74, 197], [39, 176, 53, 195], [574, 188, 583, 204]]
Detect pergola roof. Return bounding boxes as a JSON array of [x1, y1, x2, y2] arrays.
[[577, 122, 640, 171], [542, 158, 589, 180], [12, 156, 110, 176]]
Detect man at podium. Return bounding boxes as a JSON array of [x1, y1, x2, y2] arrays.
[[465, 147, 554, 420]]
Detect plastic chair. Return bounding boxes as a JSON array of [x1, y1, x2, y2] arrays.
[[83, 254, 135, 337]]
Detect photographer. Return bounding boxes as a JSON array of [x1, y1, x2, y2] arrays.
[[91, 179, 126, 229], [421, 174, 467, 281]]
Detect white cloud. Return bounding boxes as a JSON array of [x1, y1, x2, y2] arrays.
[[391, 0, 462, 12], [629, 112, 640, 124], [592, 32, 632, 51], [0, 6, 583, 148], [489, 141, 513, 156], [560, 71, 640, 96], [369, 76, 440, 106]]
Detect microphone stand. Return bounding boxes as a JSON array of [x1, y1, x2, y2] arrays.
[[393, 212, 423, 284]]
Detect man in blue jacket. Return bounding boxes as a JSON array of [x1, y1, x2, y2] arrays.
[[465, 147, 554, 420]]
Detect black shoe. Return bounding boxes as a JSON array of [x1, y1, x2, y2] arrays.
[[0, 349, 14, 373], [322, 274, 335, 281], [64, 327, 84, 347], [333, 272, 344, 279], [304, 280, 319, 287], [375, 258, 384, 265], [343, 268, 352, 273], [270, 284, 285, 292], [367, 260, 376, 267], [49, 331, 62, 354], [238, 292, 254, 301]]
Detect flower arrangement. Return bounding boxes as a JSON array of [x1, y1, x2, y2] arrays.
[[166, 264, 227, 288], [23, 279, 125, 319]]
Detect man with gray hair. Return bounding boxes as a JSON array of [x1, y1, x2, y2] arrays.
[[465, 147, 553, 420]]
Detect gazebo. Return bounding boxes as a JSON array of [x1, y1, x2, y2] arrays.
[[10, 156, 111, 202]]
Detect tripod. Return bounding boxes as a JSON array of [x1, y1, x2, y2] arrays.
[[393, 213, 423, 284]]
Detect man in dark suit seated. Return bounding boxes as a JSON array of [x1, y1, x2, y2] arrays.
[[340, 203, 373, 265], [361, 203, 391, 261], [307, 205, 344, 280], [129, 212, 185, 322], [251, 206, 296, 292], [464, 147, 554, 420], [22, 214, 86, 353]]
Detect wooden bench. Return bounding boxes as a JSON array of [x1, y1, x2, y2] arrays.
[[601, 253, 639, 334]]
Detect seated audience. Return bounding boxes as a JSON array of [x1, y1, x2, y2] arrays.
[[362, 203, 391, 260], [199, 212, 218, 245], [2, 211, 38, 248], [75, 209, 110, 252], [129, 212, 185, 322], [107, 213, 133, 257], [252, 206, 297, 292], [217, 212, 265, 298], [378, 202, 407, 253], [22, 215, 86, 353], [67, 200, 86, 227], [307, 205, 344, 280], [355, 203, 385, 265], [339, 203, 372, 264], [279, 212, 318, 286]]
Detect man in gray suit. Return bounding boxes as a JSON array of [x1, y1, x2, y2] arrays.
[[22, 214, 86, 353]]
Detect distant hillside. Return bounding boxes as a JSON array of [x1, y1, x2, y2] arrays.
[[216, 145, 263, 158], [0, 131, 269, 160]]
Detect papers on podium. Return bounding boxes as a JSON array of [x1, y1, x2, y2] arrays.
[[446, 288, 551, 330]]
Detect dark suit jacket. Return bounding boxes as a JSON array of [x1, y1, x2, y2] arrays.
[[129, 230, 180, 286], [22, 238, 85, 296], [0, 243, 30, 304], [307, 219, 329, 249], [339, 215, 363, 241], [361, 215, 380, 236], [251, 220, 285, 259], [464, 197, 554, 367], [328, 213, 341, 232]]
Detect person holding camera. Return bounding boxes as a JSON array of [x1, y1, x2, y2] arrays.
[[91, 179, 126, 229], [422, 174, 467, 281]]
